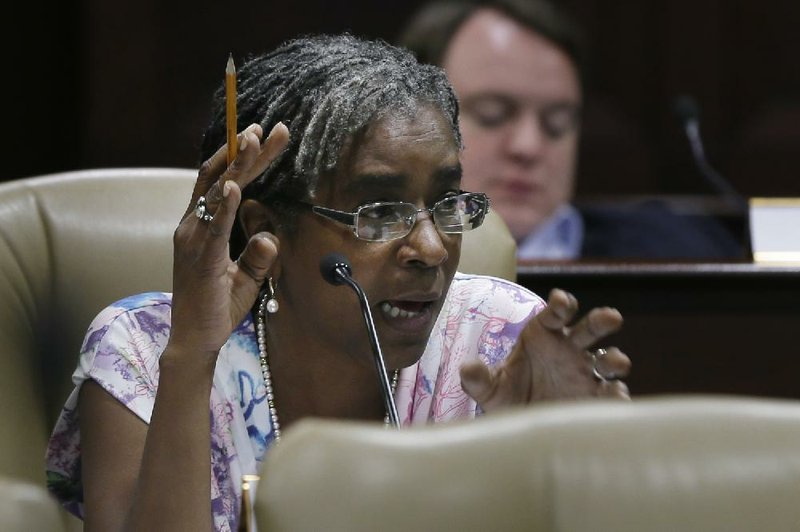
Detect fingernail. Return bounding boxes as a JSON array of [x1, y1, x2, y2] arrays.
[[223, 181, 231, 198], [260, 233, 280, 250], [269, 121, 285, 136], [239, 132, 248, 152]]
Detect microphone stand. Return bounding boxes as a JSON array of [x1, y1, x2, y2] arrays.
[[684, 119, 748, 211], [674, 95, 748, 213], [334, 268, 400, 429], [320, 253, 399, 428]]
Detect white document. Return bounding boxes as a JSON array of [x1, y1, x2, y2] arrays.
[[749, 198, 800, 263]]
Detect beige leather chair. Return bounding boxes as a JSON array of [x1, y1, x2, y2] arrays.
[[0, 477, 63, 531], [0, 167, 516, 531], [0, 168, 196, 531], [254, 395, 800, 532]]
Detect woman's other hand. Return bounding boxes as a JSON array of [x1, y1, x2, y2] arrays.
[[169, 121, 290, 359], [460, 288, 631, 411]]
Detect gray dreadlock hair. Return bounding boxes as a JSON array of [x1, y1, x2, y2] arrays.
[[200, 34, 461, 258]]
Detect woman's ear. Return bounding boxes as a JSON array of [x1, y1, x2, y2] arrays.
[[239, 199, 283, 280], [239, 199, 280, 238]]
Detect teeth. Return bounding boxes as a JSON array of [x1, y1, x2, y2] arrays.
[[381, 301, 421, 319]]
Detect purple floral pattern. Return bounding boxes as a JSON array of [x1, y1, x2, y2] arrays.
[[45, 273, 543, 530]]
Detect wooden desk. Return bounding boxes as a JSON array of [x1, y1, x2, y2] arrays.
[[517, 262, 800, 399]]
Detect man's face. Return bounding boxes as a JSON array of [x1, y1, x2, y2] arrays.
[[443, 8, 582, 241]]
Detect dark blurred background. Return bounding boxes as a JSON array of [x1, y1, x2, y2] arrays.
[[8, 0, 800, 200]]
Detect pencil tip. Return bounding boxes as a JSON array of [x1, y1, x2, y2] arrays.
[[227, 54, 235, 72]]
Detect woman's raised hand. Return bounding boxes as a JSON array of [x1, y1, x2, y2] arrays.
[[169, 122, 290, 359], [460, 288, 631, 411]]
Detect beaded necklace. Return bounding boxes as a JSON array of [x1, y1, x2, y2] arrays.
[[256, 293, 399, 443]]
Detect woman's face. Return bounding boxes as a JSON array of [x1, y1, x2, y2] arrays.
[[275, 105, 462, 370]]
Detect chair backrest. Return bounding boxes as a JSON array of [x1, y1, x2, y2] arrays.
[[0, 169, 194, 485], [459, 205, 517, 281], [0, 476, 63, 531], [254, 396, 800, 532], [0, 167, 515, 485]]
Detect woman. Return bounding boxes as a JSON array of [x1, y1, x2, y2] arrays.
[[46, 35, 629, 531]]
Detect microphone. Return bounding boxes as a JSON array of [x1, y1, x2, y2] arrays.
[[673, 95, 747, 211], [319, 253, 400, 428]]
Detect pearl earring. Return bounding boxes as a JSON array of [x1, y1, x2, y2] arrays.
[[265, 277, 279, 314]]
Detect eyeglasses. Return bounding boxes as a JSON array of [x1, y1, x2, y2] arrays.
[[285, 191, 490, 242]]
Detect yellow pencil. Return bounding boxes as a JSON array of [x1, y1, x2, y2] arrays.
[[226, 54, 238, 165]]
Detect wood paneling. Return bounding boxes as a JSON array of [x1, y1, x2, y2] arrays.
[[8, 1, 800, 199], [518, 262, 800, 398]]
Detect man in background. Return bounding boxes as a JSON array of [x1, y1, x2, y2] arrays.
[[400, 0, 743, 260]]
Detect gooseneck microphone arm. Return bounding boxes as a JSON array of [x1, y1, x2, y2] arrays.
[[673, 95, 748, 212], [320, 253, 400, 428]]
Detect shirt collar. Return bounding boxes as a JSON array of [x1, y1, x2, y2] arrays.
[[516, 204, 584, 260]]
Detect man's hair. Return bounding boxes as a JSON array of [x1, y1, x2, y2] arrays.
[[399, 0, 586, 85], [200, 34, 461, 258]]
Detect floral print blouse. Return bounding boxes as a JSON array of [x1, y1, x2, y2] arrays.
[[46, 272, 544, 531]]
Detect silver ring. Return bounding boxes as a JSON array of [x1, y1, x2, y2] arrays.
[[194, 195, 213, 223], [590, 348, 617, 382]]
